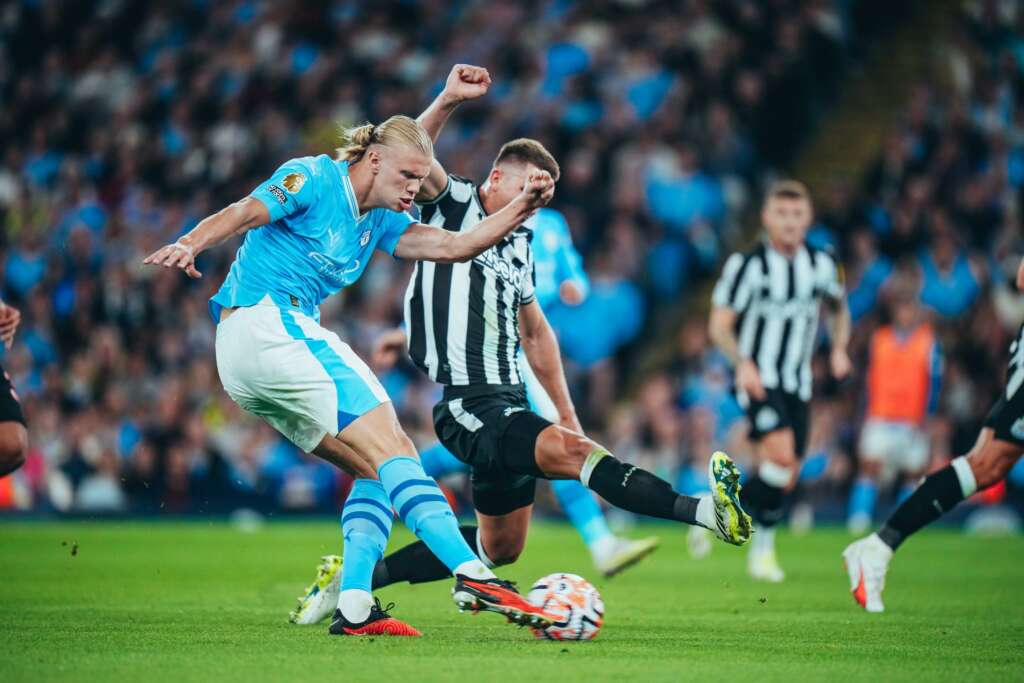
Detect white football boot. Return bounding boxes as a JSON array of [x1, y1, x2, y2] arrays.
[[747, 527, 785, 583], [842, 534, 892, 613], [687, 525, 713, 559], [289, 555, 343, 625], [594, 536, 661, 578]]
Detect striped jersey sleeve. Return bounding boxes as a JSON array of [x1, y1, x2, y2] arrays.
[[711, 251, 757, 312]]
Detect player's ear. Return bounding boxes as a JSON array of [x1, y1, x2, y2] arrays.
[[367, 148, 381, 174]]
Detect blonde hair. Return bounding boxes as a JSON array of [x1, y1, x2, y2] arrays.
[[336, 115, 433, 163]]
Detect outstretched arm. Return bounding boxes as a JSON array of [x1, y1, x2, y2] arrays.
[[416, 64, 492, 201], [394, 171, 553, 263], [143, 197, 269, 278]]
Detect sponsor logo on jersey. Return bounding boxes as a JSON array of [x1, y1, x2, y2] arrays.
[[1010, 416, 1024, 441], [476, 244, 528, 290], [283, 172, 306, 193], [268, 185, 287, 205], [308, 252, 361, 286], [503, 406, 524, 417], [360, 229, 371, 247]]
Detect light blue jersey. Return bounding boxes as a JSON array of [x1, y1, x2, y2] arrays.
[[529, 207, 589, 311], [210, 155, 413, 323]]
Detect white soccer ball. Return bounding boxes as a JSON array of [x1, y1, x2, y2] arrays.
[[527, 573, 604, 641]]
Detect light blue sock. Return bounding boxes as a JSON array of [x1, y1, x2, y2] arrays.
[[847, 478, 878, 523], [419, 442, 469, 478], [551, 479, 615, 548], [341, 479, 393, 593], [377, 456, 478, 573]]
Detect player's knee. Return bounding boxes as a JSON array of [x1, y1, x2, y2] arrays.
[[857, 457, 882, 478], [969, 446, 1018, 489], [758, 433, 797, 469], [536, 427, 593, 478], [0, 423, 27, 476], [482, 534, 525, 566]]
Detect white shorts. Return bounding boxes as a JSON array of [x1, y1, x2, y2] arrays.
[[215, 300, 389, 453], [859, 419, 929, 473], [518, 352, 559, 423]]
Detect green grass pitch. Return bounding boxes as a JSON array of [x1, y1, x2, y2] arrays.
[[1, 521, 1021, 682]]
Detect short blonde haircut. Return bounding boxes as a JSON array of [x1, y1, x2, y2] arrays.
[[337, 115, 433, 163]]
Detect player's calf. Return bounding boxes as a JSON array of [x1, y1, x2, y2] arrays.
[[534, 426, 750, 544]]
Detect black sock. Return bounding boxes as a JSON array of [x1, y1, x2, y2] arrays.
[[741, 475, 785, 528], [877, 465, 965, 551], [587, 456, 701, 525], [372, 525, 478, 589]]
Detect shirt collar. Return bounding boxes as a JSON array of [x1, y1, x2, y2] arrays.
[[337, 159, 369, 223]]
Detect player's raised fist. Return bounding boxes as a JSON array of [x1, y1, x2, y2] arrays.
[[442, 64, 491, 104], [522, 170, 555, 209]]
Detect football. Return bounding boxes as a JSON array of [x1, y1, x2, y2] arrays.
[[527, 573, 604, 641]]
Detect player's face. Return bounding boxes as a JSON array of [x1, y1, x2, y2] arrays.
[[893, 300, 917, 329], [375, 145, 432, 212], [489, 162, 542, 210], [762, 196, 812, 251]]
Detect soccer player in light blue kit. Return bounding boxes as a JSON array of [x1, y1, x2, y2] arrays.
[[144, 107, 561, 636]]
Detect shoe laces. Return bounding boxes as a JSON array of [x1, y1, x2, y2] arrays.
[[369, 597, 397, 618], [488, 577, 519, 593]]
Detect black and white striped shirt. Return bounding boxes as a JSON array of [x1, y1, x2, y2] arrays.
[[404, 175, 535, 386], [711, 241, 844, 401], [1005, 323, 1024, 400]]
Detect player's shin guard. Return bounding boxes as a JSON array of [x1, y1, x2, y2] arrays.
[[877, 457, 977, 550], [377, 456, 491, 578], [580, 449, 701, 524], [339, 479, 393, 622], [372, 525, 479, 589], [550, 478, 615, 549]]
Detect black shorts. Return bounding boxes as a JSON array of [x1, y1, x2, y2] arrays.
[[0, 365, 25, 425], [433, 383, 552, 516], [984, 328, 1024, 446], [742, 388, 809, 458]]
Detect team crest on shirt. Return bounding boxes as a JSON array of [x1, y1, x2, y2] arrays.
[[1010, 417, 1024, 441], [756, 406, 779, 432], [360, 229, 371, 247], [282, 172, 306, 193]]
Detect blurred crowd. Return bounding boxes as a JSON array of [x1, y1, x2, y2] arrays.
[[631, 0, 1024, 526], [4, 0, 1018, 527]]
